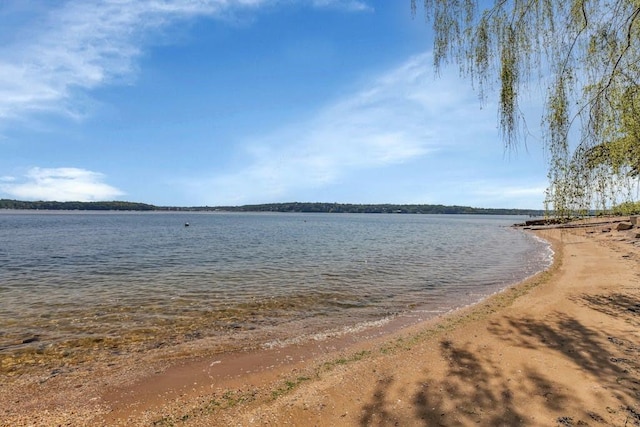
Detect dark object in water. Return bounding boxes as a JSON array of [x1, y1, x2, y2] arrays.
[[184, 222, 190, 227]]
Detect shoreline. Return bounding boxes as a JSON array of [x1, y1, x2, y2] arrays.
[[2, 218, 639, 426]]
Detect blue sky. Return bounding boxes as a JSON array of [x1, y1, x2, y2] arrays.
[[0, 0, 548, 208]]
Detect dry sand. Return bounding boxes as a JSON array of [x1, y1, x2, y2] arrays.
[[2, 219, 639, 426]]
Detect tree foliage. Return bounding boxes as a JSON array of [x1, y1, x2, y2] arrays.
[[210, 202, 542, 215], [0, 199, 543, 215], [413, 0, 640, 216], [0, 199, 156, 211]]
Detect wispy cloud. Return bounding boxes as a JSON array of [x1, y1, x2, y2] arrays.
[[186, 52, 497, 205], [311, 0, 373, 12], [469, 182, 548, 208], [0, 0, 370, 123], [0, 167, 124, 201]]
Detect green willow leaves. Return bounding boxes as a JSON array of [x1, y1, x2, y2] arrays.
[[414, 0, 640, 216]]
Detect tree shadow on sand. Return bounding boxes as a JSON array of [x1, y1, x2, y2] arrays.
[[410, 340, 558, 426], [487, 310, 640, 424], [359, 339, 568, 426], [578, 292, 640, 328], [359, 307, 640, 426], [488, 313, 628, 377]]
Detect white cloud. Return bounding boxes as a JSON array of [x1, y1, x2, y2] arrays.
[[0, 0, 368, 124], [0, 167, 124, 201], [311, 0, 373, 12], [186, 53, 499, 205]]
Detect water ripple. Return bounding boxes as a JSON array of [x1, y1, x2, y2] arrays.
[[0, 212, 550, 374]]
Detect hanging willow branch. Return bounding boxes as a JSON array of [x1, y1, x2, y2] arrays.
[[413, 0, 640, 216]]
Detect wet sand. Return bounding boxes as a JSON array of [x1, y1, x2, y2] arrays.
[[2, 218, 639, 426]]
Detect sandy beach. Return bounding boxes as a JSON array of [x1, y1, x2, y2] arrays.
[[2, 219, 639, 426]]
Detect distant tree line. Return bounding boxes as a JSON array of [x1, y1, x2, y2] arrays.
[[0, 199, 544, 215], [0, 199, 155, 211], [186, 202, 543, 216]]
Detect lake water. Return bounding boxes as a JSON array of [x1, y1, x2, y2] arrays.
[[0, 211, 551, 374]]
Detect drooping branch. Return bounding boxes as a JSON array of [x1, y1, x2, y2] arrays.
[[415, 0, 640, 216]]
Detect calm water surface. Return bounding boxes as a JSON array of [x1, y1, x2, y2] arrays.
[[0, 211, 551, 372]]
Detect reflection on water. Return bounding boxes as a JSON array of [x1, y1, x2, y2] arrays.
[[0, 212, 551, 375]]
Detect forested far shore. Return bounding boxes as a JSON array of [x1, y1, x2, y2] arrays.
[[0, 199, 543, 215], [0, 200, 156, 211], [203, 202, 543, 215]]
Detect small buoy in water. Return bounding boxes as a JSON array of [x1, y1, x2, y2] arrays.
[[184, 222, 190, 227]]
